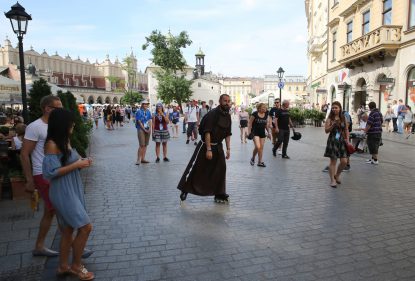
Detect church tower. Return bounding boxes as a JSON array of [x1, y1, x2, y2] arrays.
[[195, 47, 205, 77]]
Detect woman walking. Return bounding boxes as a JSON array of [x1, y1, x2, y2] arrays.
[[171, 106, 180, 138], [383, 106, 394, 132], [105, 106, 113, 130], [324, 101, 350, 188], [248, 103, 271, 167], [152, 103, 170, 162], [92, 107, 100, 129], [42, 108, 94, 280], [238, 106, 249, 143], [403, 105, 413, 134]]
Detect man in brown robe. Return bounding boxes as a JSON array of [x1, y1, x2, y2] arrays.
[[177, 94, 232, 203]]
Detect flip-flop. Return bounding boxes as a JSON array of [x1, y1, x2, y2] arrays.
[[69, 265, 95, 281]]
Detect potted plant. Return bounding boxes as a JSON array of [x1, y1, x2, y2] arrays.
[[312, 110, 326, 127]]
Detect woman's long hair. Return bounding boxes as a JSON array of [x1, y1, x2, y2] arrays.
[[46, 108, 75, 165], [328, 101, 346, 124]]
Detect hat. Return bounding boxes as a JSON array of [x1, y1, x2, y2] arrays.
[[291, 132, 302, 141], [141, 100, 149, 104], [156, 102, 163, 107]]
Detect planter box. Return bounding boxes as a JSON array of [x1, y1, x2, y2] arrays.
[[10, 178, 31, 200]]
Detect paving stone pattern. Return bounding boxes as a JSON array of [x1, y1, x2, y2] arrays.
[[41, 119, 415, 281]]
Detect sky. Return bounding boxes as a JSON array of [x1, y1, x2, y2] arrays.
[[0, 0, 308, 77]]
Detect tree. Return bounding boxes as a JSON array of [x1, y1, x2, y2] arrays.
[[57, 91, 92, 157], [142, 30, 193, 109], [120, 91, 143, 105], [28, 78, 52, 122]]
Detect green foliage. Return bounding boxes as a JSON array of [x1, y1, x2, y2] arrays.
[[57, 91, 92, 157], [121, 91, 143, 105], [289, 108, 305, 125], [155, 70, 193, 106], [142, 30, 193, 108], [142, 30, 192, 72], [28, 78, 52, 122]]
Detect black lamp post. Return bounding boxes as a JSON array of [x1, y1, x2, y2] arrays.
[[5, 2, 32, 124], [277, 67, 285, 101]]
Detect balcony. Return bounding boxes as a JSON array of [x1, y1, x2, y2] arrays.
[[308, 34, 327, 54], [339, 25, 402, 68]]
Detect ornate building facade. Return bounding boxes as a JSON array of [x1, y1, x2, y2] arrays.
[[0, 37, 148, 104], [306, 0, 415, 114]]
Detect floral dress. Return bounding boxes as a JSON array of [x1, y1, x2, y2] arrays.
[[324, 120, 348, 159]]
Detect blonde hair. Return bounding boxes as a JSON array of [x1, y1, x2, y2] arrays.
[[256, 103, 267, 111]]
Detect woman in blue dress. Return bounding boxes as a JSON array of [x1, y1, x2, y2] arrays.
[[42, 108, 94, 280]]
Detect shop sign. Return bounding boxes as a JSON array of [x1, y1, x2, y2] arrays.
[[311, 81, 321, 88], [0, 85, 20, 93], [316, 88, 327, 93], [377, 77, 395, 84]]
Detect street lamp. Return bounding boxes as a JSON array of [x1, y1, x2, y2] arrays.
[[277, 67, 285, 101], [5, 2, 32, 124]]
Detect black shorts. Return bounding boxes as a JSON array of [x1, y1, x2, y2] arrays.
[[240, 120, 248, 128], [253, 128, 266, 138]]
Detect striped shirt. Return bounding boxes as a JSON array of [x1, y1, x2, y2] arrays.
[[366, 109, 383, 134]]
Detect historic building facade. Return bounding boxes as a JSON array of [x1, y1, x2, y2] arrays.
[[0, 38, 147, 104], [305, 0, 329, 106], [306, 0, 415, 114]]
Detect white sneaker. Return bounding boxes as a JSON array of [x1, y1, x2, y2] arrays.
[[277, 149, 282, 155], [372, 159, 379, 165], [365, 159, 373, 164]]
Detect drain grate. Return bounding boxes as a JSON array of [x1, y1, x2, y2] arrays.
[[0, 265, 43, 281]]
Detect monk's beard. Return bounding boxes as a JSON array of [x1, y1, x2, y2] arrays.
[[220, 105, 230, 113]]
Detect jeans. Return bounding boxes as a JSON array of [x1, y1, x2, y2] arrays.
[[392, 117, 398, 132], [397, 116, 404, 134], [182, 120, 186, 133]]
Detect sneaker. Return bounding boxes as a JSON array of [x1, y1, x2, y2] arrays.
[[277, 149, 282, 155], [186, 140, 190, 144], [372, 159, 379, 165], [343, 165, 350, 172], [365, 159, 373, 164], [163, 157, 170, 162], [214, 194, 229, 204], [282, 155, 290, 159], [257, 162, 266, 167], [155, 157, 160, 163], [322, 166, 329, 172], [250, 158, 255, 166]]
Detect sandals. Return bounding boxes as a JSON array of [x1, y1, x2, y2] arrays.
[[69, 265, 95, 280], [334, 175, 341, 184]]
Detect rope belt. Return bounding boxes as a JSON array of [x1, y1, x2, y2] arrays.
[[185, 140, 218, 182]]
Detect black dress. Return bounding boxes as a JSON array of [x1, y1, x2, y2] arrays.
[[324, 120, 348, 159], [177, 107, 232, 196], [252, 111, 268, 138]]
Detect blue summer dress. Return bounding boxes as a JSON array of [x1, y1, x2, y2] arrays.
[[42, 148, 90, 229]]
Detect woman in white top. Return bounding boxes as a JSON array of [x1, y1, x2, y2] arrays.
[[383, 106, 394, 133], [403, 105, 413, 134], [11, 123, 26, 150], [238, 106, 249, 143]]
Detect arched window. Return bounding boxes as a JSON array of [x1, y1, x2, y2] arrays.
[[406, 67, 415, 105]]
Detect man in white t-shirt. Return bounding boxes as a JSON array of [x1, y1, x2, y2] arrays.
[[21, 95, 63, 257], [184, 99, 200, 145]]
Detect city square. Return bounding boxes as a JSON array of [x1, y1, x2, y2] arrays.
[[1, 0, 415, 281]]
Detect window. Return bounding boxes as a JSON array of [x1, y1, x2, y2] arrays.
[[65, 78, 70, 85], [332, 31, 337, 60], [362, 11, 370, 35], [383, 0, 392, 25], [410, 0, 415, 28], [347, 21, 353, 43]]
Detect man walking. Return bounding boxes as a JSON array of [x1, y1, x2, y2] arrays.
[[178, 94, 232, 203], [269, 98, 281, 153], [21, 95, 62, 257], [135, 100, 152, 165], [364, 101, 383, 165], [185, 99, 200, 145], [391, 100, 398, 132], [272, 100, 294, 159]]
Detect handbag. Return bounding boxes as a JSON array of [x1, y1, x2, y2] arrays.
[[247, 132, 254, 140], [345, 141, 355, 154]]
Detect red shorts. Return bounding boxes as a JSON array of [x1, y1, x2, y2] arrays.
[[33, 175, 54, 211]]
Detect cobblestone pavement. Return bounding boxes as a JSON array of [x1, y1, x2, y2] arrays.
[[37, 119, 415, 281]]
